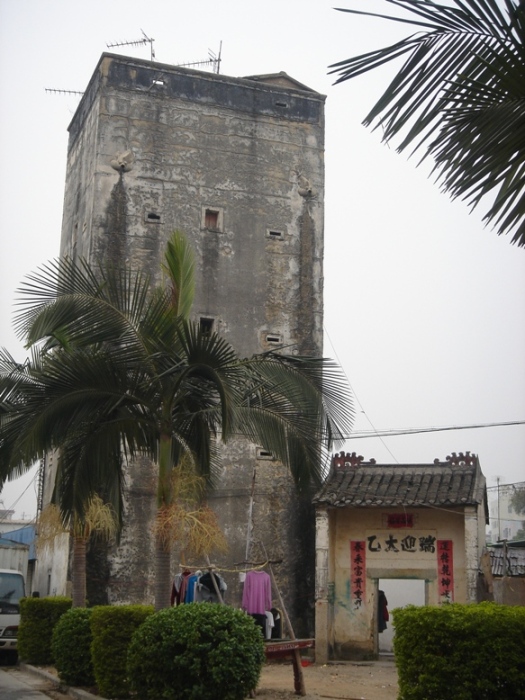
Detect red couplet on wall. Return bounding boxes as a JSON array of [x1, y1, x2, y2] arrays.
[[350, 540, 366, 610], [437, 539, 454, 602]]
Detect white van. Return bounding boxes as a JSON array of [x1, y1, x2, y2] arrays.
[[0, 568, 26, 657]]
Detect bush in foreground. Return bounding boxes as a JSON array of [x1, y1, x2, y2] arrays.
[[51, 607, 94, 686], [90, 604, 154, 698], [128, 603, 265, 700], [393, 602, 525, 699]]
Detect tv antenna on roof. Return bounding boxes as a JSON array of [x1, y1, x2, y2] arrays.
[[107, 29, 155, 61], [45, 88, 84, 96], [176, 41, 222, 74]]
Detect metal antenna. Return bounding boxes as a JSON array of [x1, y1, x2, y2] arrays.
[[107, 29, 155, 61], [176, 41, 223, 74], [45, 88, 84, 96]]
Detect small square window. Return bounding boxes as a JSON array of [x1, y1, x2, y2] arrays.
[[201, 207, 223, 231]]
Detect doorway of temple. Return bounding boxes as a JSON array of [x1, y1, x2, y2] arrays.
[[378, 578, 425, 653]]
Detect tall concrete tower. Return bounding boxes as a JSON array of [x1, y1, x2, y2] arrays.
[[58, 53, 325, 634]]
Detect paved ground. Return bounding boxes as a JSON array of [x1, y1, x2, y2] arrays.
[[0, 657, 399, 700], [0, 666, 68, 700], [257, 658, 398, 699]]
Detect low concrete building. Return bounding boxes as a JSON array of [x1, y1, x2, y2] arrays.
[[313, 452, 488, 661], [486, 541, 525, 606]]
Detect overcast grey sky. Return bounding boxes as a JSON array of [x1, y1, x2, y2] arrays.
[[1, 0, 524, 521]]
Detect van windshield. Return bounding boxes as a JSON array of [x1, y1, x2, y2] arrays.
[[0, 572, 25, 614]]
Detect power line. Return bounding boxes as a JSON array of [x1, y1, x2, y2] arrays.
[[487, 481, 525, 490], [323, 324, 399, 463], [343, 420, 525, 440], [0, 470, 39, 523]]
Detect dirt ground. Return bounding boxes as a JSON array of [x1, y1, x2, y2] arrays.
[[4, 658, 399, 700], [257, 659, 399, 700]]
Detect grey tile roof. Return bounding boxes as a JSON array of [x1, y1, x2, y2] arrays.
[[313, 452, 487, 510], [489, 545, 525, 577]]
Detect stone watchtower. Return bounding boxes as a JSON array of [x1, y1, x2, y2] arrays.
[[57, 53, 325, 633]]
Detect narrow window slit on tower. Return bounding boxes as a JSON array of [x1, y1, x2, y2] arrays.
[[266, 334, 281, 344], [200, 317, 214, 335], [146, 212, 161, 222], [257, 448, 274, 460], [275, 101, 288, 108], [268, 230, 283, 239]]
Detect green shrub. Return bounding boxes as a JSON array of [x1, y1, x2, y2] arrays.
[[18, 597, 72, 664], [393, 602, 525, 700], [51, 607, 95, 686], [90, 604, 154, 698], [127, 603, 265, 700]]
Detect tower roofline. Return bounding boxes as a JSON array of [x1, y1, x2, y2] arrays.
[[67, 52, 326, 145]]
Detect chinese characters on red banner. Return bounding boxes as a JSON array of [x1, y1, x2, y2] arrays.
[[350, 541, 366, 610], [437, 540, 454, 602]]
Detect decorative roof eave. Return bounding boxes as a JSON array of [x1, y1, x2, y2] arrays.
[[313, 452, 487, 512], [321, 499, 475, 509]]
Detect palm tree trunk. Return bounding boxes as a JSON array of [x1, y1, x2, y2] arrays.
[[155, 534, 172, 610], [72, 535, 87, 607], [155, 431, 173, 610]]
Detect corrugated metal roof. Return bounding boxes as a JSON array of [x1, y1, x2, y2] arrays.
[[313, 452, 486, 511], [0, 537, 29, 549], [1, 526, 36, 560]]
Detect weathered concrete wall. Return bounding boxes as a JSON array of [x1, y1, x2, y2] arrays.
[[493, 577, 525, 605], [32, 532, 70, 599], [316, 505, 478, 660], [315, 507, 331, 663], [54, 54, 325, 633], [33, 451, 72, 598]]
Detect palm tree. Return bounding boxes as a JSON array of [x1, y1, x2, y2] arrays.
[[1, 232, 353, 609], [37, 497, 118, 607], [0, 348, 124, 607], [330, 0, 525, 247]]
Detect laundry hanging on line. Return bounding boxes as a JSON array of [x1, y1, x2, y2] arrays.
[[171, 569, 227, 606]]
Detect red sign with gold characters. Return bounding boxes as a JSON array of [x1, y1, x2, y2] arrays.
[[387, 513, 414, 528], [350, 541, 366, 610], [437, 540, 454, 602]]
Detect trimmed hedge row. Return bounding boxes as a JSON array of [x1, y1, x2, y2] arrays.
[[18, 597, 72, 664], [20, 599, 266, 699], [393, 602, 525, 700]]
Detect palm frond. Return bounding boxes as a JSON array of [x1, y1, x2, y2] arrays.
[[15, 257, 166, 356], [331, 0, 525, 246], [161, 230, 195, 319], [233, 352, 354, 488]]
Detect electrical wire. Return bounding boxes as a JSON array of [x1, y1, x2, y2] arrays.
[[341, 420, 525, 440], [323, 324, 399, 463], [0, 469, 39, 523]]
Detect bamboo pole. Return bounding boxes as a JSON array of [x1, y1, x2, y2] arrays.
[[261, 544, 306, 696], [204, 554, 224, 604]]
